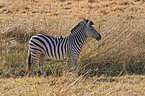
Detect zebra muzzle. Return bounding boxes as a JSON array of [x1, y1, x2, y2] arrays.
[[96, 34, 101, 41]]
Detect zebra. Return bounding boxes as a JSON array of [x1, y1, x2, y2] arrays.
[[27, 19, 101, 77]]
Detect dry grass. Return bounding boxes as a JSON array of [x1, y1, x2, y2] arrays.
[[0, 0, 145, 95], [0, 0, 145, 76], [0, 75, 145, 96]]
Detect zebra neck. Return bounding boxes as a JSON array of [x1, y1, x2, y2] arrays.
[[76, 32, 86, 45]]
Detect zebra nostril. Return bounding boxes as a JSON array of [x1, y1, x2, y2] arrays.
[[99, 34, 101, 39], [96, 34, 101, 41]]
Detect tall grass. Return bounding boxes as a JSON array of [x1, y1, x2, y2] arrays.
[[0, 0, 145, 77]]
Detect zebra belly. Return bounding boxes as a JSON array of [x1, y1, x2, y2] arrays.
[[30, 46, 67, 60], [46, 47, 67, 60], [47, 53, 67, 60]]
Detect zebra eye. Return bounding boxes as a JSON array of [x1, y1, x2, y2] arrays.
[[91, 29, 94, 31]]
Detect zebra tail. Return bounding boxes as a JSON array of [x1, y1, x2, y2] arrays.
[[27, 50, 31, 77]]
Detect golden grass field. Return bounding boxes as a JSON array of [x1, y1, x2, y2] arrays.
[[0, 75, 145, 95], [0, 0, 145, 95]]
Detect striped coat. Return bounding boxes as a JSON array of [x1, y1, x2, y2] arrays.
[[27, 19, 101, 77]]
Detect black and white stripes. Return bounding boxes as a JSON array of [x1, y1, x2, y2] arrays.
[[27, 19, 101, 77], [29, 34, 68, 60]]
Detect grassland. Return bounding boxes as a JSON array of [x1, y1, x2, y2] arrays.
[[0, 75, 145, 96], [0, 0, 145, 95]]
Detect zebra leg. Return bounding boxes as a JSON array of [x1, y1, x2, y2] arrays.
[[27, 50, 31, 77], [30, 59, 36, 77], [71, 55, 78, 76], [27, 50, 38, 77], [30, 55, 39, 77], [65, 57, 71, 75], [39, 54, 47, 77]]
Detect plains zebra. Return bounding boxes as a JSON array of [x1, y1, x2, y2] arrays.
[[27, 19, 101, 77]]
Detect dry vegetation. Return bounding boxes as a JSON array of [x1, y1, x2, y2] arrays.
[[0, 75, 145, 96], [0, 0, 145, 95]]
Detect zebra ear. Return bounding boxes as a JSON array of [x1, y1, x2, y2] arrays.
[[87, 20, 94, 26], [82, 18, 89, 24]]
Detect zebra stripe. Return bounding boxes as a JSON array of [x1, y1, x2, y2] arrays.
[[29, 21, 87, 60], [29, 34, 68, 60], [27, 19, 101, 77]]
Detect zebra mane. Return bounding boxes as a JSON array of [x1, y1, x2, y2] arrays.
[[70, 19, 94, 34]]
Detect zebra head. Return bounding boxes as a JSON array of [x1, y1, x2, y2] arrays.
[[84, 19, 101, 41]]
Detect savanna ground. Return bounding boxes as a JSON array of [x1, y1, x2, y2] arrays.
[[0, 0, 145, 95]]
